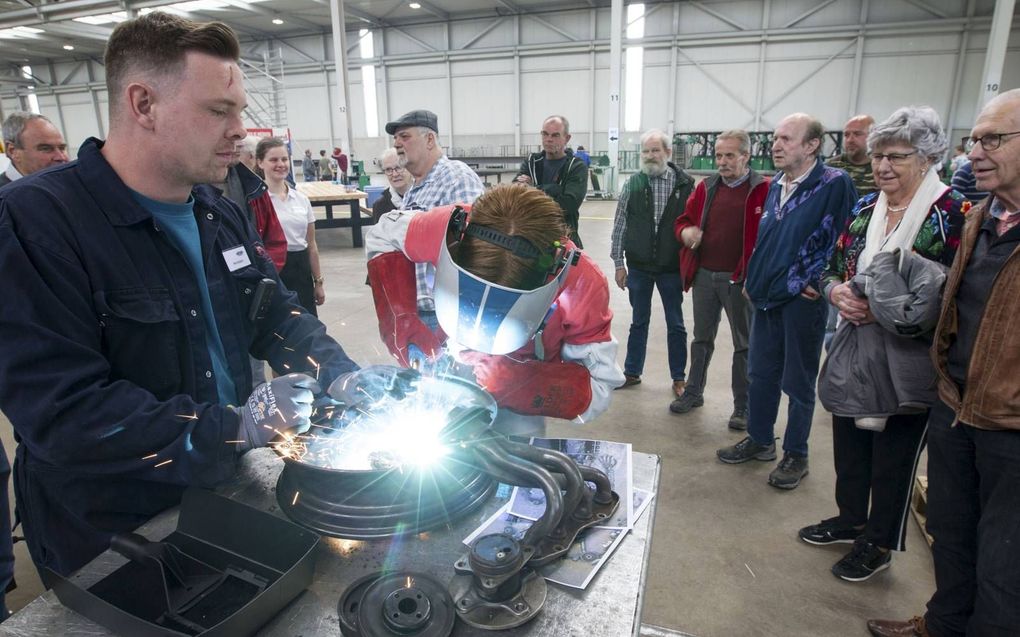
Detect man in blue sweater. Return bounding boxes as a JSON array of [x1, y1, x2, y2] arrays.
[[717, 113, 856, 489]]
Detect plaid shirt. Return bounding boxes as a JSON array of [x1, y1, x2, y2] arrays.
[[400, 155, 485, 310], [610, 168, 677, 269]]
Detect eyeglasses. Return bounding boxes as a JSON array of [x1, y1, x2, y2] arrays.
[[869, 151, 916, 165], [382, 167, 403, 175], [964, 131, 1020, 152]]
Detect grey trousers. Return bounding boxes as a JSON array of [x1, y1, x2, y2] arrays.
[[685, 268, 752, 409]]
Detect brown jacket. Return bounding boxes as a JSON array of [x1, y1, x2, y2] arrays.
[[932, 199, 1020, 429]]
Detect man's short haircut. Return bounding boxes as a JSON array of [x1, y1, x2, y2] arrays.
[[543, 115, 570, 135], [716, 129, 750, 155], [453, 184, 568, 290], [846, 114, 875, 130], [640, 129, 671, 153], [800, 116, 825, 156], [867, 106, 948, 162], [104, 12, 240, 115], [2, 111, 53, 148]]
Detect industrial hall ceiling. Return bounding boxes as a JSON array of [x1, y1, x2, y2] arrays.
[[0, 0, 614, 64]]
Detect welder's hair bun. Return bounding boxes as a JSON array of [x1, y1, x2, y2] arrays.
[[453, 184, 568, 290]]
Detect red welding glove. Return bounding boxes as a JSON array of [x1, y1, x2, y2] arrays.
[[367, 251, 445, 368], [462, 352, 592, 420]]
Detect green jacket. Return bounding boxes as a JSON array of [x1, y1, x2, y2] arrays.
[[623, 163, 695, 273]]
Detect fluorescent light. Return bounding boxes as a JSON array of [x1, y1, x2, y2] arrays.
[[0, 26, 44, 39], [409, 2, 421, 8], [63, 44, 75, 51], [73, 12, 128, 25], [272, 18, 284, 25]]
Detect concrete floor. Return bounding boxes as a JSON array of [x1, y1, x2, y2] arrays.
[[0, 198, 935, 635]]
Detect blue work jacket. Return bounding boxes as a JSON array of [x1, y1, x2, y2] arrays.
[[0, 138, 357, 575]]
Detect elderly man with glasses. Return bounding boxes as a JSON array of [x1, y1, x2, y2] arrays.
[[867, 89, 1020, 637]]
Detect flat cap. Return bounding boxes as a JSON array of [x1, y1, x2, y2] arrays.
[[385, 109, 439, 135]]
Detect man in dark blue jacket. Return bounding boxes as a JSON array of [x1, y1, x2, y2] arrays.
[[0, 12, 358, 578], [716, 113, 856, 490]]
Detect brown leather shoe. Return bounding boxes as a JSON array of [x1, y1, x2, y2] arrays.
[[672, 380, 686, 398], [866, 616, 929, 637], [616, 374, 641, 389]]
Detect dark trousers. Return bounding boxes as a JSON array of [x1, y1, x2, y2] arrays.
[[746, 295, 826, 456], [685, 269, 751, 409], [623, 268, 687, 381], [831, 412, 928, 551], [0, 440, 11, 617], [279, 248, 317, 317], [925, 399, 1020, 637]]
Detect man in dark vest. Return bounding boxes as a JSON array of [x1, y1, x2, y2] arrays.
[[610, 129, 694, 399]]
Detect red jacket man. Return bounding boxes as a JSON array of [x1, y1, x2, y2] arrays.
[[671, 130, 769, 429]]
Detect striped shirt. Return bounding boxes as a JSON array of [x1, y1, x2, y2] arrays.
[[400, 155, 485, 311]]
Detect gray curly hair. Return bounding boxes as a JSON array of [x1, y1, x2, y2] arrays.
[[867, 106, 948, 161]]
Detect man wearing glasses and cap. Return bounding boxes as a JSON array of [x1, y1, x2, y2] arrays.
[[364, 183, 624, 436], [385, 109, 485, 331], [867, 88, 1020, 637]]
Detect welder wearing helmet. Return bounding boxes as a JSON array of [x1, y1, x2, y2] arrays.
[[364, 184, 624, 432]]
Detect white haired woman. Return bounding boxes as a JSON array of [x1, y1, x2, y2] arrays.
[[798, 106, 966, 581], [371, 147, 413, 223]]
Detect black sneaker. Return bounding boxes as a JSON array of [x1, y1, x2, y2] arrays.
[[798, 517, 863, 545], [717, 436, 777, 464], [669, 392, 704, 414], [768, 453, 809, 489], [831, 537, 891, 582], [728, 407, 748, 430]]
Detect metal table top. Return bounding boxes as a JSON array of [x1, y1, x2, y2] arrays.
[[0, 447, 660, 637]]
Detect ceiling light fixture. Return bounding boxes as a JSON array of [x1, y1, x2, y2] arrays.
[[63, 44, 74, 50], [272, 17, 284, 24], [409, 2, 421, 8]]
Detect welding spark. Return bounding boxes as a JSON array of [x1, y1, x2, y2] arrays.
[[306, 356, 318, 368], [154, 459, 173, 468], [405, 576, 413, 589], [175, 413, 199, 421], [141, 453, 158, 460], [290, 310, 301, 316], [292, 491, 300, 506], [744, 563, 756, 578], [282, 363, 291, 370], [273, 332, 285, 340], [224, 439, 245, 444], [283, 346, 295, 352]]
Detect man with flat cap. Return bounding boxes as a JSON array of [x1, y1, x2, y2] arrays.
[[384, 109, 485, 330]]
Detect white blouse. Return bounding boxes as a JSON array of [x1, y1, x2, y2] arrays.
[[270, 186, 315, 251]]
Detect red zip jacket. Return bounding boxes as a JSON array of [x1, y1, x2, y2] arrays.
[[675, 170, 770, 291]]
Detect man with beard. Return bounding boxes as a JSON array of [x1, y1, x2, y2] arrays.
[[716, 113, 855, 490], [610, 129, 694, 399]]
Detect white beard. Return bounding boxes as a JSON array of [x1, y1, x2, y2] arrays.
[[642, 160, 667, 177]]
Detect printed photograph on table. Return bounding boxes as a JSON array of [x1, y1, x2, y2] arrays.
[[508, 438, 634, 528]]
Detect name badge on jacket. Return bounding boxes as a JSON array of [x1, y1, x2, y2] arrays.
[[222, 245, 252, 271]]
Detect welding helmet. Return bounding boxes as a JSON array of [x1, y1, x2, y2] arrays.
[[433, 207, 578, 355]]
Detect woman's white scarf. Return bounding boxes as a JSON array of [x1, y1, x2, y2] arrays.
[[858, 167, 948, 275]]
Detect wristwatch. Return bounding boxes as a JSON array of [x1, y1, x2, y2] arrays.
[[312, 275, 325, 285]]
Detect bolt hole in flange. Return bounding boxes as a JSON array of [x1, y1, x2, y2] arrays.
[[338, 571, 455, 637]]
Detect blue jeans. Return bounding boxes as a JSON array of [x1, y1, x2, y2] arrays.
[[623, 268, 687, 381], [746, 295, 826, 457]]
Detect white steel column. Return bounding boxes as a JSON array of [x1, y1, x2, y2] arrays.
[[945, 0, 976, 148], [847, 0, 869, 118], [753, 0, 770, 130], [514, 15, 522, 152], [329, 0, 354, 155], [377, 29, 391, 141], [588, 8, 596, 151], [445, 22, 454, 150], [608, 0, 622, 191], [666, 2, 680, 138], [977, 0, 1016, 109]]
